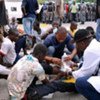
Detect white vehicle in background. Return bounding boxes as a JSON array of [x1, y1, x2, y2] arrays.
[[5, 0, 23, 20]]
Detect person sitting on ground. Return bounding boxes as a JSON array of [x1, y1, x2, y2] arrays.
[[7, 43, 49, 100], [41, 20, 60, 40], [15, 34, 36, 61], [68, 21, 78, 38], [44, 26, 79, 64], [0, 34, 11, 79], [0, 28, 19, 66], [9, 17, 18, 30]]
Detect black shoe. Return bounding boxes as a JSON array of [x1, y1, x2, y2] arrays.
[[27, 91, 41, 100]]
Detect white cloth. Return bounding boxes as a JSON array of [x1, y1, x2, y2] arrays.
[[0, 64, 10, 75], [87, 76, 100, 93], [72, 39, 100, 79], [8, 55, 45, 99], [0, 37, 16, 64]]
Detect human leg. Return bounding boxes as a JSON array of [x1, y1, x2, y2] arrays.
[[22, 17, 36, 35], [27, 80, 76, 99], [75, 76, 100, 100]]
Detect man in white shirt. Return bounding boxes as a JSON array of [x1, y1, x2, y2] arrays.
[[0, 28, 19, 66]]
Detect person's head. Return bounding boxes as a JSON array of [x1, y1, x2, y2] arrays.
[[86, 26, 95, 37], [74, 29, 93, 54], [52, 20, 60, 29], [33, 43, 48, 62], [70, 21, 77, 31], [11, 17, 17, 23], [55, 27, 67, 43], [0, 34, 3, 48], [8, 28, 19, 42]]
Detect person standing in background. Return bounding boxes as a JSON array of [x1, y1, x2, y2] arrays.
[[21, 0, 39, 35], [0, 0, 8, 32], [95, 0, 100, 41], [55, 0, 64, 26]]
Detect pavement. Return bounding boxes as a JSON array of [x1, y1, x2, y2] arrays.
[[0, 79, 86, 100]]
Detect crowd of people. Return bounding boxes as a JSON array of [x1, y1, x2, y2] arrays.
[[0, 0, 100, 100], [42, 1, 96, 24]]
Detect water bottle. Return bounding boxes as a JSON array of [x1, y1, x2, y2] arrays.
[[60, 53, 72, 73]]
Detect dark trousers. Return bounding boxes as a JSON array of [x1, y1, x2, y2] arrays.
[[27, 80, 76, 98]]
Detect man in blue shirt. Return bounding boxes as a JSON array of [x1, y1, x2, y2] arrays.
[[44, 27, 78, 62], [21, 0, 39, 35]]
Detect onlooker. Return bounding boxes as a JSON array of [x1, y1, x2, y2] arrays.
[[0, 0, 8, 27], [0, 34, 11, 78], [7, 43, 49, 100], [41, 20, 60, 40], [80, 2, 86, 24], [95, 0, 100, 41], [9, 17, 18, 30], [55, 0, 64, 26], [70, 1, 77, 21], [0, 29, 19, 66], [21, 0, 39, 35], [68, 21, 77, 38]]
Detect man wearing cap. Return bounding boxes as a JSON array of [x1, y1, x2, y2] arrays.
[[24, 29, 100, 100], [74, 29, 100, 99]]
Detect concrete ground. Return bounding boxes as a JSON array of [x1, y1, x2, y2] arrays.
[[0, 79, 86, 100]]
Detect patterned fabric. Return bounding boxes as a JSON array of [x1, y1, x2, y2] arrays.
[[8, 55, 45, 99]]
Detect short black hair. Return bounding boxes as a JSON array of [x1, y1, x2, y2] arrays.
[[8, 28, 19, 35], [86, 26, 95, 36], [74, 29, 93, 42], [33, 43, 48, 57], [56, 27, 67, 34]]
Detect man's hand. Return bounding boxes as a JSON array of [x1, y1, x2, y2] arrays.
[[51, 57, 62, 65]]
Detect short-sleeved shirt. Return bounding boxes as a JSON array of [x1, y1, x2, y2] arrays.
[[0, 37, 16, 65], [21, 0, 39, 18], [8, 55, 45, 99], [44, 33, 75, 58]]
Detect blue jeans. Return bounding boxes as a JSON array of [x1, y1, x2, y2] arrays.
[[96, 18, 100, 41], [48, 46, 79, 63], [75, 76, 100, 100], [22, 17, 36, 35]]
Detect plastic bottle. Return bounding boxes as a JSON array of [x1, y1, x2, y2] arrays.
[[60, 53, 72, 73]]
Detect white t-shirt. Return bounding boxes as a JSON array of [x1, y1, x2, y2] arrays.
[[7, 55, 45, 99], [0, 37, 16, 64], [72, 39, 100, 79]]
